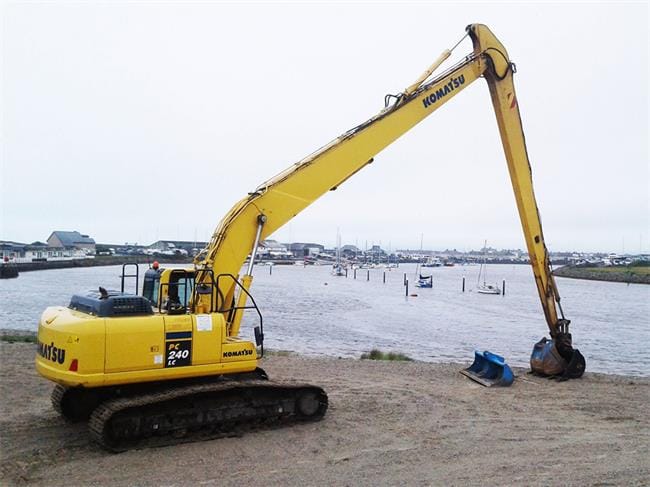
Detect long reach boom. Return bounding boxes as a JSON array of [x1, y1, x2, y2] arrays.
[[194, 24, 568, 340]]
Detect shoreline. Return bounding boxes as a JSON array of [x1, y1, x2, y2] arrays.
[[1, 341, 647, 485], [3, 328, 647, 380], [553, 264, 650, 284], [5, 255, 192, 273]]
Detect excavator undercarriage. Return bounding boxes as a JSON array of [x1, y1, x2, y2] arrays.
[[53, 370, 327, 452]]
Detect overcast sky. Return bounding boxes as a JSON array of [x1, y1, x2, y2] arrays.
[[1, 1, 648, 253]]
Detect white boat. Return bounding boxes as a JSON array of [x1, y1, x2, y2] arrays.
[[422, 257, 442, 267], [331, 264, 346, 276], [477, 283, 501, 295], [331, 231, 346, 276], [476, 240, 501, 295]]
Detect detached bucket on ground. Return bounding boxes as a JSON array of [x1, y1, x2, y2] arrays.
[[460, 350, 514, 387]]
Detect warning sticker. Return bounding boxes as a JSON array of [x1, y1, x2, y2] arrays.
[[196, 314, 212, 332]]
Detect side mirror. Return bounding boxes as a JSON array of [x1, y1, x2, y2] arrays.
[[195, 284, 212, 295], [254, 326, 264, 347]]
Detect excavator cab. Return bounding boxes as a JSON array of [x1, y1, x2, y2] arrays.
[[142, 265, 194, 312], [160, 270, 195, 314]]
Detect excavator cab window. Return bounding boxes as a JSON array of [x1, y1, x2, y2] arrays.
[[170, 273, 194, 308], [163, 270, 195, 314], [142, 268, 161, 306]]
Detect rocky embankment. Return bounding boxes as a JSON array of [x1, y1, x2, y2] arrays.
[[11, 255, 192, 273]]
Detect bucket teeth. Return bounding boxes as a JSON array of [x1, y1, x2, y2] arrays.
[[560, 349, 586, 380]]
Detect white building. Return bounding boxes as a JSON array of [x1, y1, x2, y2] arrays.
[[0, 241, 90, 263]]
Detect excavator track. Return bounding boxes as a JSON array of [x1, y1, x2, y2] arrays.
[[51, 384, 67, 416], [88, 379, 328, 452], [52, 384, 102, 422]]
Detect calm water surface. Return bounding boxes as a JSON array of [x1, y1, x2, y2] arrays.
[[1, 263, 648, 376]]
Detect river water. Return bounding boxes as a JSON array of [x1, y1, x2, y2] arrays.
[[1, 263, 648, 376]]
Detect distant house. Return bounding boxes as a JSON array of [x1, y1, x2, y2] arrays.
[[366, 245, 386, 260], [0, 241, 26, 261], [258, 240, 293, 260], [0, 240, 88, 262], [340, 244, 360, 259], [47, 231, 96, 253], [287, 242, 325, 258]]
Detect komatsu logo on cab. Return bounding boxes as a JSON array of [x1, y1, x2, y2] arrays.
[[422, 75, 465, 108], [223, 349, 253, 358], [37, 341, 66, 364]]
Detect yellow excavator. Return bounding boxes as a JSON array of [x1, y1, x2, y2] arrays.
[[36, 24, 585, 451]]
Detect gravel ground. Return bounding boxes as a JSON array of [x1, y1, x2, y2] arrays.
[[1, 342, 648, 486]]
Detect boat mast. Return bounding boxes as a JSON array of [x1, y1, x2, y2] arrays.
[[483, 239, 488, 285]]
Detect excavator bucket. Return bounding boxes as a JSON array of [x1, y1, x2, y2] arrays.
[[460, 350, 514, 387], [530, 335, 586, 380]]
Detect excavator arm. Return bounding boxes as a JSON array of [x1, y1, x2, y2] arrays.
[[467, 24, 565, 337], [193, 24, 583, 377]]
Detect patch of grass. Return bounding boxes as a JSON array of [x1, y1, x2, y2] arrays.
[[360, 348, 413, 361], [1, 334, 37, 344], [589, 266, 650, 276]]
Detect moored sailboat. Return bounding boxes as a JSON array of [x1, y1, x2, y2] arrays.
[[476, 240, 501, 295]]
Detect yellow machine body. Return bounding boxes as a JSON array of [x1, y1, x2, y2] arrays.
[[36, 267, 258, 388]]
